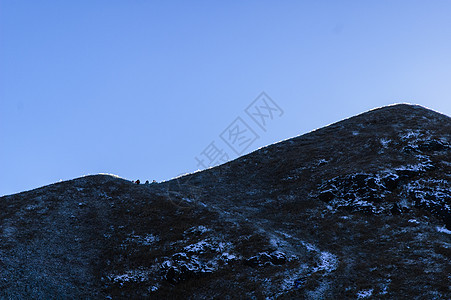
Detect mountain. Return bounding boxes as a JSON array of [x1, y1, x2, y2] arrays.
[[0, 104, 450, 299]]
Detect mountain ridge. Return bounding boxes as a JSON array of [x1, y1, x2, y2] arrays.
[[1, 103, 450, 299]]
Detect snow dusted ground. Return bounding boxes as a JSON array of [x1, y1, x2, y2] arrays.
[[436, 226, 451, 234]]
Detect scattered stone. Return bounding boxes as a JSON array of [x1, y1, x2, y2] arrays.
[[417, 140, 447, 152], [245, 251, 287, 267]]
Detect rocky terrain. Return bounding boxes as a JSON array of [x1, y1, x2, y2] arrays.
[[0, 104, 449, 299]]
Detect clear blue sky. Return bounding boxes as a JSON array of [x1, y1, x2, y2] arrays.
[[1, 1, 450, 196]]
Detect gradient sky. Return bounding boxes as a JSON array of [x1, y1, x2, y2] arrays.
[[1, 1, 451, 196]]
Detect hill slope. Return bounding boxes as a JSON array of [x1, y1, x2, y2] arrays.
[[1, 104, 450, 299]]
